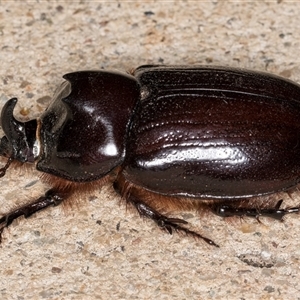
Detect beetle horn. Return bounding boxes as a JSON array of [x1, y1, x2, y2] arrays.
[[0, 98, 37, 164], [0, 98, 21, 156], [1, 97, 23, 134]]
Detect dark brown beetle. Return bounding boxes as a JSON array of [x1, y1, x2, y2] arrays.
[[1, 65, 300, 247]]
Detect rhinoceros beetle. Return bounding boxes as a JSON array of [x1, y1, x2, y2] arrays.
[[1, 65, 300, 247]]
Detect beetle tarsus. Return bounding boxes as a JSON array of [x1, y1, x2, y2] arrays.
[[212, 199, 300, 221], [135, 201, 219, 247], [0, 189, 65, 241], [156, 215, 219, 247]]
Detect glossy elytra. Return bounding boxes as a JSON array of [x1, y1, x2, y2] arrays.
[[1, 65, 300, 247]]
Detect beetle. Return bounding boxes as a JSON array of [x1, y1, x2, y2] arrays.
[[0, 65, 300, 247]]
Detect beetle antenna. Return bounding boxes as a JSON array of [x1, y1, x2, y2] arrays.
[[0, 156, 13, 178]]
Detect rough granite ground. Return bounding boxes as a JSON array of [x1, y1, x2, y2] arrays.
[[0, 1, 300, 299]]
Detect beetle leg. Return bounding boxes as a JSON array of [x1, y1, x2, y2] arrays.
[[135, 201, 219, 247], [0, 189, 65, 241], [113, 180, 219, 247], [0, 157, 13, 178], [211, 199, 299, 221]]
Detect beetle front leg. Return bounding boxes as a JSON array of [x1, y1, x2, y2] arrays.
[[0, 189, 66, 241], [113, 178, 219, 247]]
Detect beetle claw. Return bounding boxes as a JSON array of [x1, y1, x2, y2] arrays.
[[158, 216, 219, 247], [163, 224, 173, 235]]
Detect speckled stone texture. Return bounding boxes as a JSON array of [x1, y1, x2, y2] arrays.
[[1, 1, 300, 299]]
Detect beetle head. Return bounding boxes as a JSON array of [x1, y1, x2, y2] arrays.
[[0, 98, 38, 175]]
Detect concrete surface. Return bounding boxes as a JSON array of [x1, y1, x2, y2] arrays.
[[0, 1, 300, 299]]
